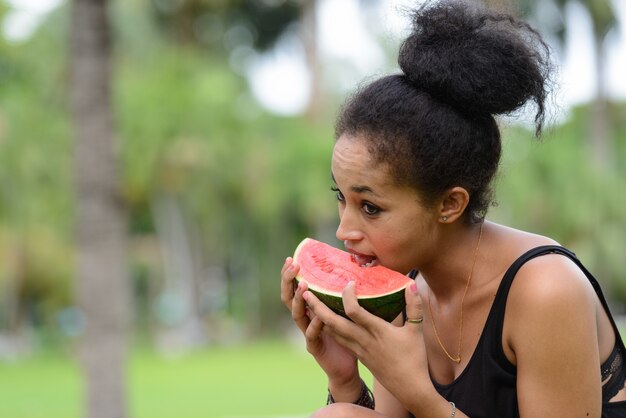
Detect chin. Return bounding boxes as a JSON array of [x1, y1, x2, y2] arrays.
[[381, 261, 410, 275]]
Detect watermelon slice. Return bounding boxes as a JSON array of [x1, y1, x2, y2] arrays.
[[293, 238, 413, 322]]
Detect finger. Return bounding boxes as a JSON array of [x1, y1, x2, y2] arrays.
[[292, 280, 311, 333], [302, 288, 333, 319], [342, 281, 381, 331], [280, 257, 288, 276], [304, 315, 325, 350], [404, 280, 424, 329], [304, 289, 350, 331], [280, 259, 300, 308], [304, 288, 367, 350], [281, 257, 294, 276]]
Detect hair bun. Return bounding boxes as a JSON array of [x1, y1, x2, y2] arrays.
[[398, 0, 552, 133]]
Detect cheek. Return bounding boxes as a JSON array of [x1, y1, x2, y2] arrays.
[[375, 221, 426, 270], [376, 229, 415, 261]]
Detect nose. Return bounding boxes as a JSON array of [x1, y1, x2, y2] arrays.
[[335, 207, 363, 242]]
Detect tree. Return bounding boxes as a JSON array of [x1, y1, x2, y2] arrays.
[[515, 0, 617, 165], [575, 0, 616, 166], [70, 0, 130, 417]]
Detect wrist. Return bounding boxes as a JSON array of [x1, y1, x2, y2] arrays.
[[406, 389, 458, 418], [327, 376, 375, 410], [419, 399, 457, 418], [327, 374, 362, 403]]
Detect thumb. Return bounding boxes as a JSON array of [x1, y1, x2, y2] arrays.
[[404, 280, 424, 328]]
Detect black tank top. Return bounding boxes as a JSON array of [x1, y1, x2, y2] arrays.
[[409, 245, 626, 418]]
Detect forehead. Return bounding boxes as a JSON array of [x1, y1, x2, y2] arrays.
[[331, 136, 392, 186]]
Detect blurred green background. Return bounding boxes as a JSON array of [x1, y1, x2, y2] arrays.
[[0, 0, 625, 417]]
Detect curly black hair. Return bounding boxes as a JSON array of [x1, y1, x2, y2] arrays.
[[334, 0, 553, 223]]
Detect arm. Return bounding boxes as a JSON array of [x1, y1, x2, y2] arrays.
[[505, 255, 602, 418], [371, 311, 410, 418], [304, 281, 470, 418], [280, 257, 362, 402], [371, 315, 421, 418]]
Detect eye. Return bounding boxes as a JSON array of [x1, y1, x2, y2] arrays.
[[362, 202, 380, 216], [330, 186, 344, 202]]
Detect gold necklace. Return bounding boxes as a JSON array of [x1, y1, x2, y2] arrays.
[[427, 222, 483, 363]]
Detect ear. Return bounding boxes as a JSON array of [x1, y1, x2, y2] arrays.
[[438, 187, 470, 223]]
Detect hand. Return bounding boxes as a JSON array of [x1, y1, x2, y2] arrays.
[[303, 280, 431, 408], [280, 258, 359, 390], [280, 257, 299, 313]]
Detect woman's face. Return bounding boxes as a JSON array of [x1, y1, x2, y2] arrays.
[[331, 135, 438, 274]]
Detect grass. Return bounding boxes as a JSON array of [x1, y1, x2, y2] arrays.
[[0, 338, 351, 418], [0, 350, 82, 418], [2, 329, 625, 418]]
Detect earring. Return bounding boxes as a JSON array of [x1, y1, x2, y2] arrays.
[[441, 216, 448, 222]]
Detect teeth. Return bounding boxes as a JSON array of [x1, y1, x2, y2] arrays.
[[351, 253, 378, 268], [361, 259, 378, 268]]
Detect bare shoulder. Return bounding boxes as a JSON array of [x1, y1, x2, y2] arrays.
[[486, 223, 603, 414], [509, 250, 595, 306], [487, 222, 561, 250], [502, 244, 599, 365], [484, 222, 596, 329], [483, 222, 564, 280]]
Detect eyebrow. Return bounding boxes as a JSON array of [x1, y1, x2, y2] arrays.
[[331, 173, 380, 197]]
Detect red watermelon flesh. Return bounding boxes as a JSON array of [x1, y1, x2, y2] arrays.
[[293, 238, 413, 322]]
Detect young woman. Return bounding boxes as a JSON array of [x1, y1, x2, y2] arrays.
[[280, 1, 626, 417]]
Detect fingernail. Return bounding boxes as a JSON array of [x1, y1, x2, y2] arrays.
[[303, 291, 310, 301], [410, 281, 417, 293]]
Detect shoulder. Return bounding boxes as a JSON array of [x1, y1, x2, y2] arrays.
[[509, 248, 595, 309], [498, 245, 603, 415], [503, 244, 599, 364], [483, 221, 597, 331], [485, 224, 603, 413]]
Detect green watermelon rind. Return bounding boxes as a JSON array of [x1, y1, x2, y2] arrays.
[[293, 238, 410, 322], [295, 277, 407, 322], [294, 238, 410, 322]]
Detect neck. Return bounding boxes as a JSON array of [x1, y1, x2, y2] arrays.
[[420, 222, 485, 300]]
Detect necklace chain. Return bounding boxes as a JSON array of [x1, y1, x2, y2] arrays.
[[427, 223, 484, 363]]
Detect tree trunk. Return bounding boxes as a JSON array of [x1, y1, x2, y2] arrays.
[[69, 1, 130, 418], [151, 193, 206, 351], [300, 0, 323, 123], [589, 34, 611, 167]]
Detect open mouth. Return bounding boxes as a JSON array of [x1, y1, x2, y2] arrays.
[[350, 253, 379, 268]]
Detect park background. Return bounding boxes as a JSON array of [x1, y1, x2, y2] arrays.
[[0, 0, 625, 417]]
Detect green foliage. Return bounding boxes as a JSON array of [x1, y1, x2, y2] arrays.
[[113, 29, 335, 330], [0, 4, 71, 234], [492, 106, 626, 300], [514, 0, 617, 42], [1, 0, 334, 337], [0, 3, 73, 331], [1, 0, 626, 347], [148, 0, 302, 50]]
